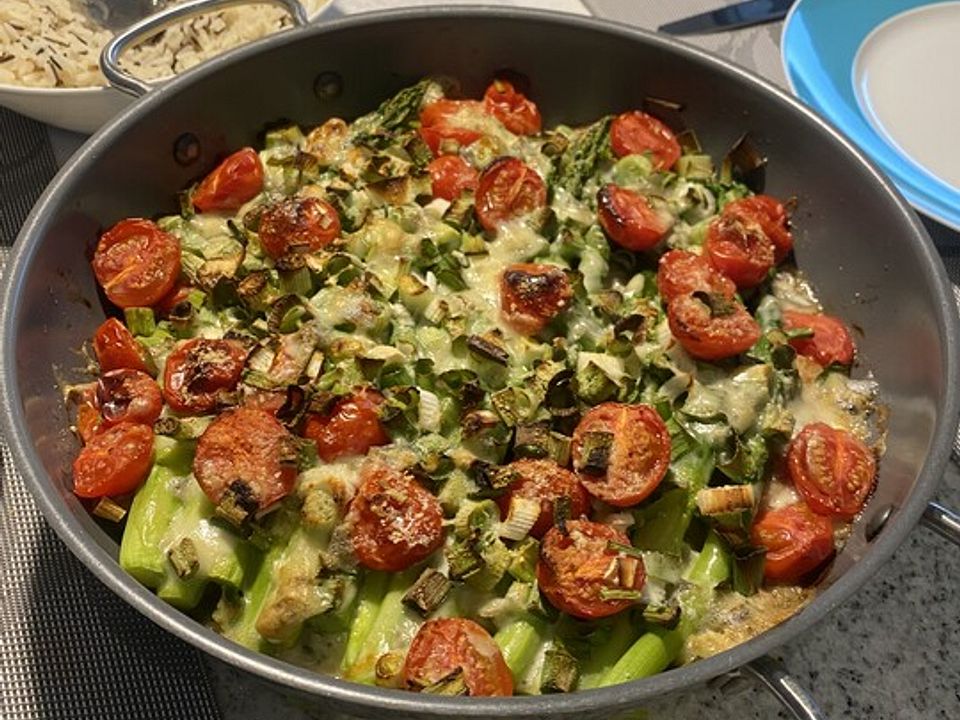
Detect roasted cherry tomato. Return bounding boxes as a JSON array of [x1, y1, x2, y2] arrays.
[[258, 196, 341, 259], [92, 219, 181, 309], [73, 422, 153, 498], [572, 402, 671, 507], [475, 157, 547, 232], [403, 618, 514, 696], [193, 407, 298, 514], [787, 423, 876, 519], [162, 338, 248, 415], [427, 155, 479, 200], [751, 503, 835, 583], [96, 369, 162, 428], [499, 262, 573, 335], [657, 249, 736, 305], [704, 210, 776, 289], [782, 310, 856, 367], [155, 283, 196, 319], [92, 317, 151, 373], [597, 184, 673, 252], [483, 79, 542, 135], [496, 459, 590, 539], [419, 99, 484, 156], [76, 400, 104, 444], [347, 464, 444, 572], [537, 519, 645, 619], [723, 195, 793, 262], [192, 147, 264, 213], [667, 292, 761, 361], [302, 389, 389, 463], [610, 110, 682, 170]]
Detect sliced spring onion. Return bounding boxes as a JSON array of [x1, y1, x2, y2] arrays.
[[418, 388, 441, 433], [402, 567, 452, 616], [498, 496, 541, 542], [92, 496, 127, 523], [540, 644, 580, 694], [695, 484, 756, 516]]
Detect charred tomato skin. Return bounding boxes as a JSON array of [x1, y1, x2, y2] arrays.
[[499, 262, 573, 335], [596, 184, 672, 251], [162, 338, 248, 415], [193, 407, 299, 512]]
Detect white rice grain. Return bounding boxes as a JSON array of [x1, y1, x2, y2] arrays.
[[0, 0, 328, 89]]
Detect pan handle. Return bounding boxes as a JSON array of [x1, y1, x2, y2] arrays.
[[922, 501, 960, 545], [740, 655, 828, 720], [100, 0, 309, 98]]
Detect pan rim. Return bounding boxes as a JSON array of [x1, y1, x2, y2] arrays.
[[2, 6, 957, 716]]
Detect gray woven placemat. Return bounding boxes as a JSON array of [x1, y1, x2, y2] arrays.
[[0, 107, 221, 720]]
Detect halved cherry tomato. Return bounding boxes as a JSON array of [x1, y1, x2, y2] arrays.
[[347, 464, 444, 572], [597, 184, 673, 252], [73, 422, 153, 498], [787, 423, 876, 519], [92, 318, 151, 373], [499, 263, 573, 335], [419, 99, 484, 156], [96, 369, 162, 428], [495, 459, 589, 539], [155, 283, 196, 319], [723, 195, 793, 262], [76, 399, 104, 444], [258, 196, 341, 259], [92, 219, 181, 309], [751, 503, 835, 583], [420, 126, 485, 157], [704, 211, 776, 289], [162, 338, 248, 415], [657, 249, 736, 305], [420, 99, 483, 128], [193, 407, 298, 512], [483, 79, 542, 135], [610, 110, 682, 170], [403, 618, 513, 696], [302, 389, 389, 463], [537, 519, 645, 619], [192, 147, 264, 213], [667, 292, 761, 361], [782, 310, 855, 367], [572, 403, 670, 507], [475, 157, 547, 232], [427, 155, 479, 200]]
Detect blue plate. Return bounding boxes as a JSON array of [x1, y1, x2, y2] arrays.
[[782, 0, 960, 231]]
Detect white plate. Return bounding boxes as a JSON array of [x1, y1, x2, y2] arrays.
[[782, 0, 960, 231]]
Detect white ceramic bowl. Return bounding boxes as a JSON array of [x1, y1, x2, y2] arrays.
[[0, 2, 336, 134]]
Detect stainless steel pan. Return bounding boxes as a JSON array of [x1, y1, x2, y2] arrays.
[[2, 4, 959, 719]]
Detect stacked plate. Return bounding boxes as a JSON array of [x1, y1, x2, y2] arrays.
[[782, 0, 960, 230]]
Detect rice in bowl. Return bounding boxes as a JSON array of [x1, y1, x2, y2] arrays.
[[0, 0, 329, 89]]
